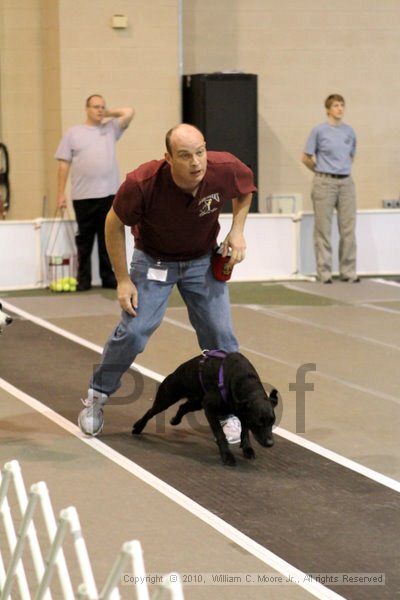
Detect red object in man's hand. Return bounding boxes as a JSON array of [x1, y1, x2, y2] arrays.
[[211, 245, 233, 281]]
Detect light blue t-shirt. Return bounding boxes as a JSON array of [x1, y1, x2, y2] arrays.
[[304, 122, 357, 175], [55, 119, 124, 200]]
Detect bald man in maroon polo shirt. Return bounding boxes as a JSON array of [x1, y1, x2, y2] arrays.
[[78, 124, 256, 444]]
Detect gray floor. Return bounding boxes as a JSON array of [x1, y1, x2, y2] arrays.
[[1, 278, 400, 599]]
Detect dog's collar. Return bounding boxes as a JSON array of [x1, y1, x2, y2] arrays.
[[199, 349, 228, 402]]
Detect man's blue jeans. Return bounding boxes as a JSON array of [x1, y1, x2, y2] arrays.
[[91, 249, 239, 395]]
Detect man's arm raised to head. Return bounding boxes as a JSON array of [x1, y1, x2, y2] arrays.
[[104, 106, 135, 129]]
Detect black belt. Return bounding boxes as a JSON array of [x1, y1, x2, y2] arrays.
[[316, 172, 349, 179]]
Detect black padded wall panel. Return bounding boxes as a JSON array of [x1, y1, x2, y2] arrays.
[[182, 73, 258, 212]]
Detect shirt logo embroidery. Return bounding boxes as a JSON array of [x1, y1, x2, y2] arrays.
[[198, 193, 220, 217]]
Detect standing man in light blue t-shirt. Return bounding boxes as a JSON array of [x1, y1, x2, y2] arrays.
[[55, 95, 134, 291], [302, 94, 359, 284]]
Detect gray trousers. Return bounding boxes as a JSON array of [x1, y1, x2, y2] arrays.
[[311, 174, 357, 281]]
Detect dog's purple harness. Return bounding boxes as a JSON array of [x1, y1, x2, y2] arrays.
[[198, 349, 228, 402]]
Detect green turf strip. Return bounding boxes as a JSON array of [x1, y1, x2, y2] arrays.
[[227, 282, 338, 306], [1, 282, 338, 307]]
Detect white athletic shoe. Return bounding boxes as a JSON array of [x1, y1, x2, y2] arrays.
[[219, 415, 242, 444], [78, 389, 108, 436]]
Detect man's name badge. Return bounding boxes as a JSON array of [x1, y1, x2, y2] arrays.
[[147, 267, 168, 282]]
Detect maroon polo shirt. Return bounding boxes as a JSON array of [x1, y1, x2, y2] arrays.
[[113, 151, 257, 261]]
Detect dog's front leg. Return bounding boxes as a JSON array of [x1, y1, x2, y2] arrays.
[[204, 406, 236, 467], [240, 426, 255, 460]]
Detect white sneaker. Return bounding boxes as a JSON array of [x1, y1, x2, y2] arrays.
[[78, 389, 108, 436], [219, 415, 241, 444]]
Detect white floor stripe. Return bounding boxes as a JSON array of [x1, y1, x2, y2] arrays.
[[361, 303, 400, 316], [284, 281, 400, 306], [242, 344, 400, 407], [274, 427, 400, 493], [242, 303, 400, 352], [21, 296, 398, 409], [3, 301, 400, 489], [166, 308, 400, 407], [1, 300, 164, 383], [371, 278, 400, 288], [0, 377, 344, 600], [284, 283, 333, 296], [163, 315, 194, 333]]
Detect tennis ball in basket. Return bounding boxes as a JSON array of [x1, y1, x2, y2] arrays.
[[63, 282, 70, 292], [55, 282, 63, 292], [70, 284, 77, 292], [69, 277, 77, 286]]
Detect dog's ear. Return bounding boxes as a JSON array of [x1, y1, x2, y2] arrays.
[[269, 389, 279, 407]]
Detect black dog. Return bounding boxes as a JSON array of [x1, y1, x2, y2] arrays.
[[132, 351, 278, 466]]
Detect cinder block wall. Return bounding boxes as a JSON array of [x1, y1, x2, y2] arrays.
[[0, 0, 46, 218], [1, 1, 399, 217], [0, 0, 180, 219], [183, 0, 400, 211]]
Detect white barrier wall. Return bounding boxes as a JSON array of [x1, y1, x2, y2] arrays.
[[300, 210, 400, 276], [1, 211, 400, 290], [0, 221, 42, 289], [218, 214, 298, 281], [0, 219, 79, 289], [124, 214, 298, 282]]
